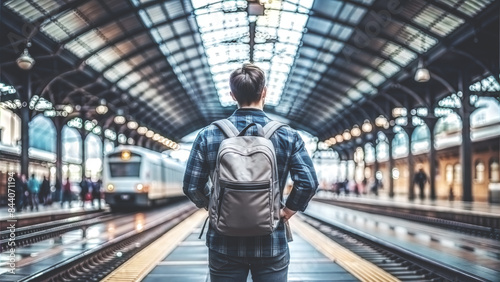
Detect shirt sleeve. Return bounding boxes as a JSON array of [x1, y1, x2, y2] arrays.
[[285, 132, 319, 212], [183, 129, 211, 209]]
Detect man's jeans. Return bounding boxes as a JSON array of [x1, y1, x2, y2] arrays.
[[209, 248, 290, 282]]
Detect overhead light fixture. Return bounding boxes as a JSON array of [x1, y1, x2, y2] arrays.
[[329, 137, 337, 146], [375, 115, 388, 128], [335, 134, 343, 143], [63, 104, 73, 114], [17, 46, 35, 70], [414, 58, 430, 82], [114, 109, 125, 124], [351, 125, 361, 137], [342, 130, 351, 141], [392, 107, 407, 118], [96, 99, 108, 115], [361, 120, 372, 133], [127, 120, 138, 130], [137, 126, 148, 135]]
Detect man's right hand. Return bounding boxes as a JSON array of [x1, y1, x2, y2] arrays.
[[280, 207, 296, 223]]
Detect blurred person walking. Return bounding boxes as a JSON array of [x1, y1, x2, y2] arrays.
[[414, 168, 428, 200], [61, 177, 73, 208], [27, 174, 40, 211]]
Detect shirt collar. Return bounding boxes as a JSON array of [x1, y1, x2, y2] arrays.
[[232, 108, 268, 118]]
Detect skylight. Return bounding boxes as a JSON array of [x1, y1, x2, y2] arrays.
[[191, 0, 314, 106]]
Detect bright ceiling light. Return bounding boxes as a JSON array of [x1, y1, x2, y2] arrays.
[[17, 48, 35, 70], [414, 58, 430, 82]]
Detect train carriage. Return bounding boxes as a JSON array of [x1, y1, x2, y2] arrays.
[[103, 145, 185, 209]]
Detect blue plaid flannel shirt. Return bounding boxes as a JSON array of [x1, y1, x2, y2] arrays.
[[183, 108, 319, 257]]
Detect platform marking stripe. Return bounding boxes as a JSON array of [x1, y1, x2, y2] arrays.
[[101, 209, 207, 282], [290, 217, 400, 282]]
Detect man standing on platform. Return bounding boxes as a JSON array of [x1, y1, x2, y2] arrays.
[[183, 63, 318, 281]]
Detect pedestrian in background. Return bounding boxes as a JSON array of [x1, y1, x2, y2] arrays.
[[27, 173, 40, 211], [414, 168, 428, 200], [92, 179, 102, 210], [61, 177, 72, 208], [79, 177, 89, 207], [40, 175, 51, 205]]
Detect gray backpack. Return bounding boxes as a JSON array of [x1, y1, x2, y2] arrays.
[[208, 119, 286, 237]]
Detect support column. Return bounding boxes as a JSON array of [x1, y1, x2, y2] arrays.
[[81, 130, 87, 180], [54, 116, 64, 202], [373, 140, 379, 178], [403, 125, 417, 201], [20, 72, 31, 178], [385, 131, 396, 198], [423, 115, 438, 200], [459, 80, 474, 202]]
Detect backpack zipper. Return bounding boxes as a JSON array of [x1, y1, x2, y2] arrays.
[[223, 181, 269, 190]]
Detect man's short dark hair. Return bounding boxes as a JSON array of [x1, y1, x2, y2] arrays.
[[229, 63, 265, 106]]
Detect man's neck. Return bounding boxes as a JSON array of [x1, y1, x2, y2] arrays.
[[239, 101, 264, 110], [238, 106, 263, 110]]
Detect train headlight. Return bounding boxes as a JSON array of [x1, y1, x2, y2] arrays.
[[107, 184, 115, 192], [135, 184, 148, 192]]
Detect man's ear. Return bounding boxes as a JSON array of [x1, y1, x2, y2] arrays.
[[261, 87, 267, 104], [230, 92, 237, 101]]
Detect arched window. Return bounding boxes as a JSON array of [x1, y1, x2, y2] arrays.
[[445, 164, 453, 185], [393, 130, 408, 157], [471, 97, 500, 127], [62, 126, 81, 163], [490, 158, 499, 183], [454, 163, 462, 184], [474, 160, 485, 183], [435, 113, 462, 149], [0, 107, 21, 146], [364, 143, 375, 163], [411, 124, 430, 154], [29, 115, 56, 153], [376, 133, 389, 161]]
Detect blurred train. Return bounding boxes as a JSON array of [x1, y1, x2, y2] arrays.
[[102, 145, 185, 209]]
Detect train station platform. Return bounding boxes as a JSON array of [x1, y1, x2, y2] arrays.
[[101, 210, 398, 282], [314, 192, 500, 230], [0, 201, 105, 227]]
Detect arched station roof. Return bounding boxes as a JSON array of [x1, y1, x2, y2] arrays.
[[1, 0, 498, 146]]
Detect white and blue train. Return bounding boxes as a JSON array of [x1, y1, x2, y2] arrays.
[[102, 145, 185, 209]]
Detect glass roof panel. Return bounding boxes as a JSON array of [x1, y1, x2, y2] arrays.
[[437, 0, 494, 17], [412, 4, 465, 37], [65, 29, 107, 58], [40, 10, 86, 42], [382, 42, 417, 67], [189, 0, 314, 107], [4, 0, 70, 22], [399, 26, 438, 54], [377, 61, 400, 77], [86, 47, 122, 71]]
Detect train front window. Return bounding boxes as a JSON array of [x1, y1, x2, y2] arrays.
[[109, 162, 140, 177]]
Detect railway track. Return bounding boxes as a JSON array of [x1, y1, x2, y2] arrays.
[[19, 202, 197, 282], [314, 197, 500, 240], [299, 213, 486, 282], [1, 211, 116, 252]]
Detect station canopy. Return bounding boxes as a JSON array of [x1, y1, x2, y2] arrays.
[[1, 0, 498, 146]]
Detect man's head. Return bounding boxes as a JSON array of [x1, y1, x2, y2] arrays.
[[229, 63, 266, 108]]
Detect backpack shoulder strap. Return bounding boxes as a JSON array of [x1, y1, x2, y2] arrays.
[[212, 119, 239, 138], [263, 121, 287, 139]]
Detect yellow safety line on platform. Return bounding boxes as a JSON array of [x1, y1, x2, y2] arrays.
[[101, 209, 207, 282], [290, 217, 400, 282]]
